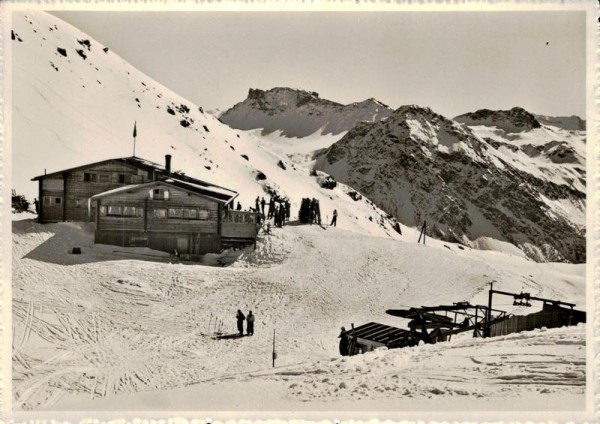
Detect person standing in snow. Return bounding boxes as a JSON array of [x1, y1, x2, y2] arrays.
[[33, 198, 39, 214], [236, 201, 242, 211], [255, 196, 260, 213], [247, 311, 255, 336], [279, 204, 286, 227], [284, 199, 291, 221], [236, 309, 245, 336], [331, 209, 338, 227], [315, 199, 321, 225], [269, 198, 275, 218], [338, 327, 349, 356], [260, 197, 266, 215]]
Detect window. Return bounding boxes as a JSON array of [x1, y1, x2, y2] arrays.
[[55, 197, 62, 204], [118, 174, 126, 184], [198, 210, 210, 220], [154, 208, 167, 219], [43, 196, 52, 205], [75, 199, 83, 208], [104, 205, 143, 217], [131, 175, 142, 184], [107, 205, 122, 216], [168, 208, 184, 218], [84, 173, 98, 182], [98, 174, 110, 183], [183, 209, 197, 219], [151, 188, 169, 200], [122, 206, 137, 217]]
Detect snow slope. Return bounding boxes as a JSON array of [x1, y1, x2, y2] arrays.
[[12, 11, 402, 241], [54, 325, 586, 412], [13, 218, 586, 411]]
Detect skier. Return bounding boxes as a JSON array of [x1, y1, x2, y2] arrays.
[[236, 201, 242, 211], [331, 209, 338, 227], [247, 311, 255, 335], [236, 309, 245, 336], [260, 197, 266, 215]]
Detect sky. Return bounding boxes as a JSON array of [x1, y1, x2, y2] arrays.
[[51, 11, 587, 119]]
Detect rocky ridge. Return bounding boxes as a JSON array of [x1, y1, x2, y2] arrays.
[[220, 87, 394, 137], [454, 107, 542, 133], [315, 105, 586, 263]]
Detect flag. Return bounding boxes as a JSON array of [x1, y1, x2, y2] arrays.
[[133, 121, 137, 138]]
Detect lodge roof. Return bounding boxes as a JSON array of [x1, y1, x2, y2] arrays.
[[90, 178, 238, 204], [31, 156, 165, 181], [33, 156, 238, 204]]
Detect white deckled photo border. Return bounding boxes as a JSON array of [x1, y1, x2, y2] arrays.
[[1, 0, 597, 422]]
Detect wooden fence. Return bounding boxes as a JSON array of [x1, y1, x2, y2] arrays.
[[489, 304, 586, 337]]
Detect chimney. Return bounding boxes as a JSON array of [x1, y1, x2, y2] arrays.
[[165, 154, 172, 175]]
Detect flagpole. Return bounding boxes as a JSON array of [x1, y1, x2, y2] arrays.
[[133, 121, 137, 157]]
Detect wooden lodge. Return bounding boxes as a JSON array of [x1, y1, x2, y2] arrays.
[[32, 155, 261, 256]]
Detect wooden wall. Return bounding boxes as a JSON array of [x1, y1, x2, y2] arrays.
[[95, 183, 222, 254], [221, 211, 260, 238], [40, 176, 64, 222], [38, 161, 152, 222]]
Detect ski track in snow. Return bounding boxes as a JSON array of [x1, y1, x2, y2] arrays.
[[12, 219, 585, 410]]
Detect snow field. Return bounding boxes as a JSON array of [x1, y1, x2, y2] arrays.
[[12, 218, 585, 410]]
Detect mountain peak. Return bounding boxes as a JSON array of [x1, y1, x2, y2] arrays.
[[454, 107, 541, 133], [533, 113, 586, 131], [220, 88, 394, 138]]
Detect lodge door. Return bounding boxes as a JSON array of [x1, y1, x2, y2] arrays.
[[177, 237, 189, 254]]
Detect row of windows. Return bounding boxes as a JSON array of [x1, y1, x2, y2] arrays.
[[223, 212, 257, 224], [99, 205, 210, 220], [83, 172, 142, 184], [43, 197, 86, 207]]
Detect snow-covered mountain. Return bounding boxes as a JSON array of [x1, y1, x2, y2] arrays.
[[454, 107, 586, 132], [219, 87, 394, 137], [454, 107, 543, 133], [12, 11, 403, 240], [315, 105, 586, 263], [533, 114, 586, 131]]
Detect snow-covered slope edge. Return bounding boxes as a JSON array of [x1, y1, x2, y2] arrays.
[[12, 11, 402, 240], [315, 105, 585, 263], [219, 87, 394, 137]]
